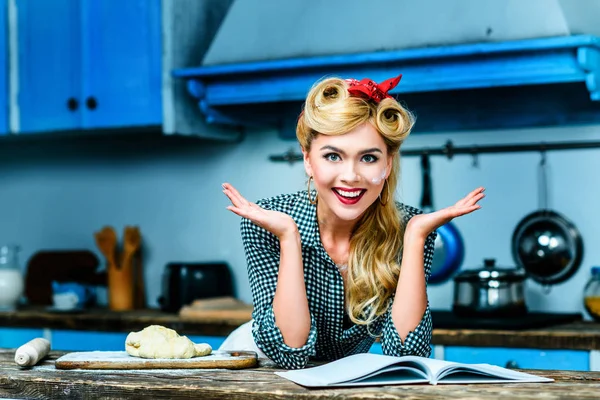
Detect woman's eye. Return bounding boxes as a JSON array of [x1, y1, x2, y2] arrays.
[[324, 153, 340, 162], [362, 154, 379, 163]]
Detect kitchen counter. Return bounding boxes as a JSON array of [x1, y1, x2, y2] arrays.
[[0, 350, 598, 400], [2, 307, 600, 350], [0, 307, 246, 336]]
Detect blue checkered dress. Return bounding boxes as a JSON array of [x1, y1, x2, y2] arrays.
[[241, 190, 436, 369]]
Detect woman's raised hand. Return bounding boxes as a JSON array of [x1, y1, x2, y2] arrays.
[[406, 187, 485, 240], [222, 183, 298, 240]]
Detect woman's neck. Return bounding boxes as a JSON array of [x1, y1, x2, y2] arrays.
[[316, 203, 356, 244]]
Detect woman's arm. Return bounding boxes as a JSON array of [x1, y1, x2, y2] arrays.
[[273, 230, 312, 347], [387, 187, 485, 349], [223, 183, 311, 348], [391, 230, 428, 341]]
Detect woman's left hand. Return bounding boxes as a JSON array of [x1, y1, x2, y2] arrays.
[[406, 187, 485, 240]]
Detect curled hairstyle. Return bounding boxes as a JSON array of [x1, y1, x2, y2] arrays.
[[296, 77, 415, 326]]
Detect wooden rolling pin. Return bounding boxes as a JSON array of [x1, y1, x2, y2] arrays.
[[14, 338, 51, 367]]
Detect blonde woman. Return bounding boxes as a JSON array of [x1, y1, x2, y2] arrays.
[[220, 74, 484, 370]]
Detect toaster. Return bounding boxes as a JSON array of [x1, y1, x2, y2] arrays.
[[157, 262, 233, 312]]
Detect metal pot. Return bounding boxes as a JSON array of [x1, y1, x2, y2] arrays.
[[452, 258, 527, 317], [511, 154, 583, 286], [512, 209, 583, 285]]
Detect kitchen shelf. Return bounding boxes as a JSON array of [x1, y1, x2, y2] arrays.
[[173, 35, 600, 134]]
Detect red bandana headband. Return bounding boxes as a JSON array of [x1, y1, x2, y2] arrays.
[[345, 74, 402, 104]]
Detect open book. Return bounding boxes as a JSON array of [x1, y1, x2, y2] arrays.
[[275, 353, 554, 387]]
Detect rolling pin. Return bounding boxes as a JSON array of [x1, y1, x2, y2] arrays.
[[14, 338, 51, 367]]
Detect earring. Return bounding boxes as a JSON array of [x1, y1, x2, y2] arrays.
[[379, 179, 389, 206], [307, 176, 318, 205]]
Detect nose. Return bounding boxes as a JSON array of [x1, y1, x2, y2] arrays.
[[340, 162, 360, 183]]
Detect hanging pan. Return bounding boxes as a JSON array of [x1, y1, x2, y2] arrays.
[[420, 153, 465, 284], [511, 152, 584, 285]]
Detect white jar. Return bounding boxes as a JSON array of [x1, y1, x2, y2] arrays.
[[0, 245, 24, 311]]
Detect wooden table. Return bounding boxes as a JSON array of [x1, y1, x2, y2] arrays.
[[0, 350, 599, 399]]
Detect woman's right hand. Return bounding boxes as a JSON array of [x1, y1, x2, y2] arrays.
[[222, 183, 298, 240]]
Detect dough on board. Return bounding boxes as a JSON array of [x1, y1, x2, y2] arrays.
[[125, 325, 212, 359]]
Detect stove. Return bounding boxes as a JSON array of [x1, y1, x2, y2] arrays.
[[431, 310, 583, 330]]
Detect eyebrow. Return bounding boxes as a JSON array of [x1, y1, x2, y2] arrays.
[[319, 145, 383, 155]]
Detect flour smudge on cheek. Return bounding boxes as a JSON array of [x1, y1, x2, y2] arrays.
[[370, 168, 387, 185]]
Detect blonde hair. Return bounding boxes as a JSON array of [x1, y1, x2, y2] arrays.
[[297, 77, 415, 326]]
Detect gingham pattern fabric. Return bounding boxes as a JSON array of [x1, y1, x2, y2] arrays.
[[241, 190, 437, 370]]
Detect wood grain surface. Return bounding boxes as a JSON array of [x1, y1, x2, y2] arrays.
[[1, 350, 600, 400], [55, 350, 257, 370]]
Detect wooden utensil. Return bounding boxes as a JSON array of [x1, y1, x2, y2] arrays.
[[14, 338, 51, 367], [94, 226, 118, 270], [121, 226, 140, 272], [55, 350, 257, 370], [121, 226, 145, 309], [95, 226, 134, 311]]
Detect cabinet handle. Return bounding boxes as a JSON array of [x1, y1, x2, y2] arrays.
[[67, 97, 79, 111], [505, 360, 519, 369], [86, 96, 98, 110]]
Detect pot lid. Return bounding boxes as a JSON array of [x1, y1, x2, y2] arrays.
[[454, 258, 526, 282]]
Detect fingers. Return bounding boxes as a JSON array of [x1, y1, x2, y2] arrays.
[[465, 192, 485, 206], [222, 182, 250, 208], [456, 187, 485, 207]]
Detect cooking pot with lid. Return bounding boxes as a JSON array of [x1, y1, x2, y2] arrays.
[[453, 258, 527, 317]]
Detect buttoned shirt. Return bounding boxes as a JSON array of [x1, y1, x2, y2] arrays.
[[241, 190, 436, 369]]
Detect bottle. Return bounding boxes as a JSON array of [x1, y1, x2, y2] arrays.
[[583, 266, 600, 321], [0, 245, 24, 311]]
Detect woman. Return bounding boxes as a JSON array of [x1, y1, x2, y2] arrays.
[[221, 74, 484, 369]]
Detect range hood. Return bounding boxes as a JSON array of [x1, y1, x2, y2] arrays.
[[173, 0, 600, 136]]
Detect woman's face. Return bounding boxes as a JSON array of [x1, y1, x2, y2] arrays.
[[303, 122, 393, 223]]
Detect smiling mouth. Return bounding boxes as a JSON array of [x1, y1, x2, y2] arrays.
[[332, 188, 366, 205]]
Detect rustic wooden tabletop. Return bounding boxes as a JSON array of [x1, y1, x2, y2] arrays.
[[1, 350, 600, 399]]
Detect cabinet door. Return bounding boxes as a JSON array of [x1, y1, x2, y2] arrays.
[[0, 328, 45, 348], [0, 1, 8, 135], [82, 0, 162, 129], [16, 0, 82, 133], [51, 330, 128, 351], [186, 335, 226, 350], [445, 346, 589, 371]]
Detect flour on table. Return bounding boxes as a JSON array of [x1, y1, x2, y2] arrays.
[[125, 325, 212, 359]]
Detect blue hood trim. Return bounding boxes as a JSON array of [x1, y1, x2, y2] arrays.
[[173, 35, 600, 132]]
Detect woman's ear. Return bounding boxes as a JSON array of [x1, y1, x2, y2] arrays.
[[302, 147, 313, 177], [385, 155, 394, 179]]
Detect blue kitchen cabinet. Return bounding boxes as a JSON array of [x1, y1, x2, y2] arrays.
[[0, 1, 8, 135], [49, 330, 226, 352], [0, 327, 45, 349], [51, 330, 128, 351], [16, 0, 82, 133], [14, 0, 161, 134], [186, 335, 226, 350], [444, 346, 589, 371], [81, 0, 162, 129]]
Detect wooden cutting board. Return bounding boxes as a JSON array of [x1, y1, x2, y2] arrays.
[[55, 350, 257, 370], [178, 297, 253, 322]]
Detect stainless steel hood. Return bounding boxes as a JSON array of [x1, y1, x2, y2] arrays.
[[172, 0, 600, 136]]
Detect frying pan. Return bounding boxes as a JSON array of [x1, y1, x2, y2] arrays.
[[511, 152, 583, 285], [420, 154, 465, 284]]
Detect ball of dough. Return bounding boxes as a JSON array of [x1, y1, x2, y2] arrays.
[[125, 325, 212, 359]]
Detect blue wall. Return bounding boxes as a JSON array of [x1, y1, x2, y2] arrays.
[[1, 122, 599, 317]]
